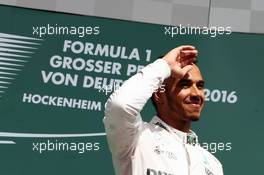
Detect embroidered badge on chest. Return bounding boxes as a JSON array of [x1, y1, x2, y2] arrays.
[[153, 145, 177, 160]]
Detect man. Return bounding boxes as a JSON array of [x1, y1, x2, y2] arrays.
[[103, 46, 223, 175]]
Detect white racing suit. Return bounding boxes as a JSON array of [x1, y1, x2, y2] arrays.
[[103, 59, 224, 175]]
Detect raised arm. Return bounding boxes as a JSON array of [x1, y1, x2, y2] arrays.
[[103, 45, 198, 157]]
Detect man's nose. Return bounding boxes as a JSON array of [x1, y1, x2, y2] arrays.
[[190, 85, 200, 96], [190, 85, 203, 103]]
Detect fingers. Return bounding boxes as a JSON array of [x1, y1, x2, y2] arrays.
[[180, 58, 196, 68], [163, 45, 198, 75], [177, 45, 196, 51], [179, 49, 198, 67], [181, 64, 193, 75], [170, 45, 196, 60], [180, 50, 198, 60], [180, 49, 198, 57], [170, 64, 193, 80]]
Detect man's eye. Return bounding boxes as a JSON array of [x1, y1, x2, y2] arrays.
[[180, 83, 191, 88], [197, 83, 204, 89]]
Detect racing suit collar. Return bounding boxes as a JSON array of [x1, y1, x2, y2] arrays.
[[151, 116, 198, 146]]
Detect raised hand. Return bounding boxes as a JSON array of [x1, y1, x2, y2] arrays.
[[163, 45, 198, 79]]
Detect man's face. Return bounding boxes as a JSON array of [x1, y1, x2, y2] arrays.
[[165, 65, 205, 122]]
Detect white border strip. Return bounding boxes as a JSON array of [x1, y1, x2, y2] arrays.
[[0, 33, 43, 41], [0, 140, 16, 144], [0, 132, 106, 138]]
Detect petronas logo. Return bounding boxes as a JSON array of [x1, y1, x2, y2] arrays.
[[0, 32, 43, 99]]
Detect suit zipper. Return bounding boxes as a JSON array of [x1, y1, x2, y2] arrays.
[[184, 144, 191, 175]]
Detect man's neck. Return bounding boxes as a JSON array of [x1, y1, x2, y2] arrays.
[[158, 114, 191, 133]]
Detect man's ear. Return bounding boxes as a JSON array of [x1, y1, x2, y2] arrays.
[[153, 90, 165, 105]]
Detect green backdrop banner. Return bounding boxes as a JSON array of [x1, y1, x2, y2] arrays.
[[0, 5, 263, 175]]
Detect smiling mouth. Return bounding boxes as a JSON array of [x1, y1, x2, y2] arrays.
[[185, 98, 203, 109], [186, 103, 201, 109], [187, 103, 200, 106], [185, 100, 201, 105]]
